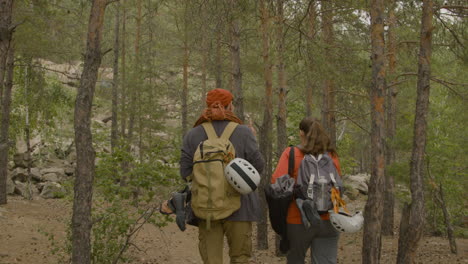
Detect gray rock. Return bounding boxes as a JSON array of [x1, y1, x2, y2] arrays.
[[11, 167, 28, 182], [14, 181, 38, 199], [40, 182, 66, 199], [42, 172, 59, 182], [64, 166, 75, 176], [344, 187, 360, 201], [357, 182, 368, 195], [30, 168, 42, 181], [13, 153, 30, 168], [40, 167, 65, 178]]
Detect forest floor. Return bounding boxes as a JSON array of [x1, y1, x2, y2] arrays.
[[0, 195, 466, 264]]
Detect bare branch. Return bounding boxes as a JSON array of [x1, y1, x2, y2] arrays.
[[430, 77, 466, 100], [107, 0, 120, 5], [434, 12, 465, 48]]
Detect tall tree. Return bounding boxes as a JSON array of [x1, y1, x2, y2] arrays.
[[120, 4, 127, 138], [71, 0, 108, 263], [382, 0, 397, 236], [276, 0, 287, 154], [362, 0, 386, 262], [274, 6, 288, 253], [320, 0, 336, 148], [230, 0, 244, 121], [257, 0, 273, 250], [181, 0, 190, 136], [305, 1, 317, 117], [0, 47, 13, 205], [0, 0, 14, 206], [397, 0, 433, 262], [111, 2, 120, 153]]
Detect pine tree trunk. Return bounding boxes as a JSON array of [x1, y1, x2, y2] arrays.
[[111, 2, 120, 153], [320, 0, 336, 148], [230, 0, 244, 121], [275, 0, 288, 254], [71, 1, 108, 263], [0, 0, 14, 205], [120, 6, 127, 138], [362, 0, 386, 263], [397, 1, 433, 263], [435, 183, 458, 254], [127, 0, 142, 142], [305, 1, 316, 117], [383, 0, 397, 236], [0, 0, 13, 106], [215, 20, 223, 89], [181, 2, 189, 136], [0, 46, 14, 205], [257, 0, 273, 250]]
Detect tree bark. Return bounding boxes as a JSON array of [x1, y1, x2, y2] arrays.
[[275, 2, 288, 254], [397, 1, 433, 263], [257, 0, 273, 250], [305, 1, 316, 117], [181, 1, 189, 136], [382, 0, 397, 236], [111, 2, 120, 153], [435, 183, 458, 254], [0, 46, 14, 205], [0, 0, 14, 205], [127, 0, 142, 141], [230, 0, 244, 122], [362, 0, 386, 263], [320, 0, 336, 148], [120, 5, 127, 138], [71, 1, 108, 263], [215, 20, 223, 89]]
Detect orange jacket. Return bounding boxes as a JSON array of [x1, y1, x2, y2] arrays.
[[271, 146, 342, 224]]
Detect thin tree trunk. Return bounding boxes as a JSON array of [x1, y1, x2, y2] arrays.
[[71, 1, 108, 263], [111, 2, 120, 153], [397, 1, 433, 262], [181, 1, 189, 136], [305, 1, 316, 117], [362, 0, 386, 263], [320, 0, 336, 148], [128, 0, 142, 141], [274, 10, 287, 254], [215, 21, 223, 89], [25, 63, 33, 200], [434, 183, 458, 254], [0, 0, 13, 106], [257, 0, 273, 250], [383, 0, 397, 236], [0, 46, 14, 205], [120, 5, 127, 138], [230, 0, 244, 121]]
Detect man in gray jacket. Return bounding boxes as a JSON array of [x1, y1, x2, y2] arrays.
[[179, 88, 264, 264]]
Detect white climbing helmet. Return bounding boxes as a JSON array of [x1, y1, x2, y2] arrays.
[[329, 210, 364, 233], [224, 158, 260, 195]]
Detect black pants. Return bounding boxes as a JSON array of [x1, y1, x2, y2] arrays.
[[286, 221, 339, 264]]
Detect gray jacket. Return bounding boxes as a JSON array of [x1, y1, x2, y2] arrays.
[[180, 120, 265, 221]]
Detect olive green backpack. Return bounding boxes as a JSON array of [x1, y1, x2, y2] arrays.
[[191, 122, 241, 227]]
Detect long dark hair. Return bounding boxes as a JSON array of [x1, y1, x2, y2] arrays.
[[298, 117, 336, 156]]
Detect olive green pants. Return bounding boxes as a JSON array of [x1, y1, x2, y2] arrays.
[[198, 220, 252, 264]]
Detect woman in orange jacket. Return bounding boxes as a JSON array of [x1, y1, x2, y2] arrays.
[[271, 117, 342, 264]]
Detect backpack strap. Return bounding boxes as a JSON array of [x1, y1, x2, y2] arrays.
[[288, 146, 295, 177], [201, 122, 218, 139], [219, 122, 238, 140]]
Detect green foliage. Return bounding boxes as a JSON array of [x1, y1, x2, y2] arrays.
[[89, 143, 180, 263], [11, 63, 75, 137]]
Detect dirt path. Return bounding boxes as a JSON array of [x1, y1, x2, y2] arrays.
[[0, 196, 466, 264]]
